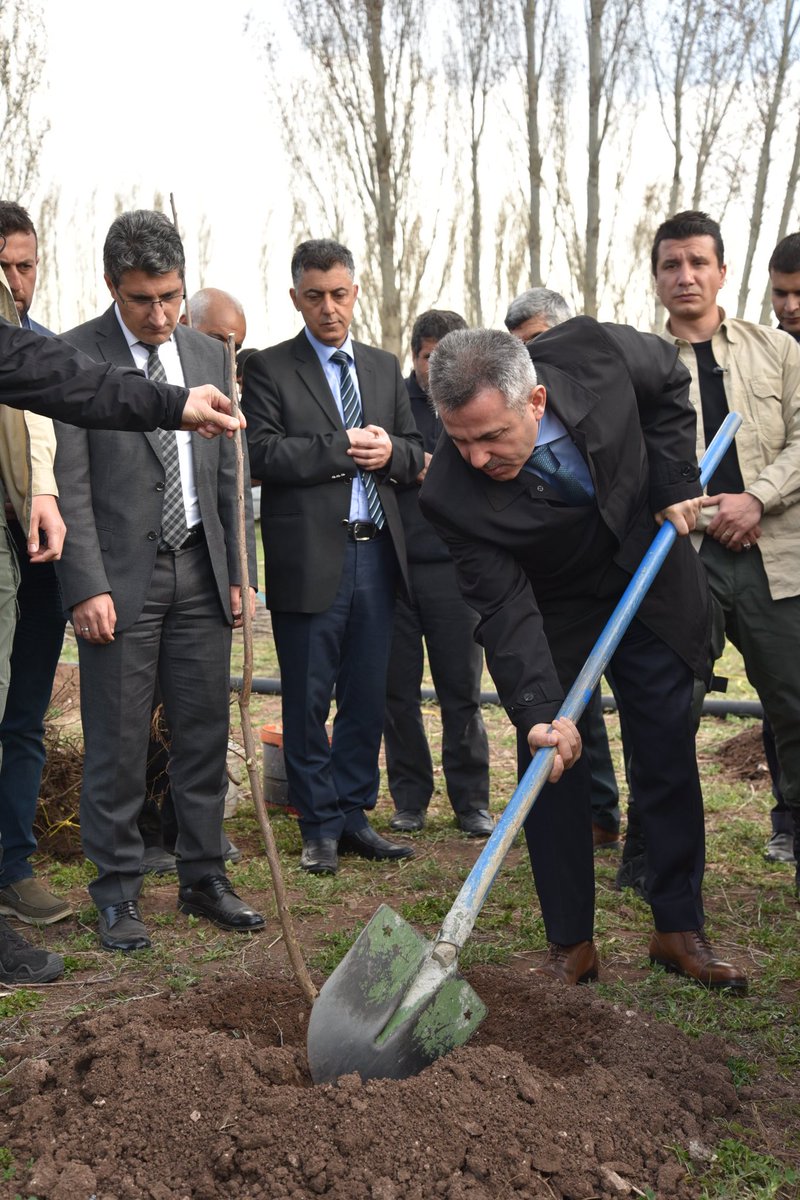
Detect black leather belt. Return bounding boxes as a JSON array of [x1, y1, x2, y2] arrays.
[[346, 521, 383, 542], [159, 525, 205, 553]]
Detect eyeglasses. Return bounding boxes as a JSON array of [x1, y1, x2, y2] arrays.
[[116, 288, 185, 312]]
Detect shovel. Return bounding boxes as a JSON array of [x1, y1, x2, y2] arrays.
[[307, 413, 742, 1084]]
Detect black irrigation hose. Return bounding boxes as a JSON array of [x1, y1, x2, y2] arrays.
[[230, 677, 764, 719]]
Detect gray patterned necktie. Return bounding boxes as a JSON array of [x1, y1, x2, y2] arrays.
[[527, 442, 592, 506], [331, 349, 385, 528], [140, 342, 189, 549]]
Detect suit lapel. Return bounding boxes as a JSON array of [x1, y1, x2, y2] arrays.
[[291, 331, 343, 430], [96, 306, 164, 459]]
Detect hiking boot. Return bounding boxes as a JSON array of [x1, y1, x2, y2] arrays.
[[0, 917, 64, 984], [0, 878, 73, 926]]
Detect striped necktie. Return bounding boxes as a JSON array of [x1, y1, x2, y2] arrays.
[[330, 349, 385, 528], [140, 342, 190, 549], [527, 442, 592, 505]]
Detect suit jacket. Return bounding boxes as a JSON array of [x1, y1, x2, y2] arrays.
[[243, 329, 424, 613], [420, 317, 712, 732], [54, 305, 256, 631]]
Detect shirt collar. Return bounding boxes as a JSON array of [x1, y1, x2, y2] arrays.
[[305, 326, 355, 363], [664, 305, 733, 345]]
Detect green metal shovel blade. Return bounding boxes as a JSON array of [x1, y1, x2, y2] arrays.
[[306, 904, 487, 1084]]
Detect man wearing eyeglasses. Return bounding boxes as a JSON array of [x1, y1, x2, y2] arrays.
[[55, 209, 263, 952]]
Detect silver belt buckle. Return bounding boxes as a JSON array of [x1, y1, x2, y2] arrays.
[[353, 521, 373, 541]]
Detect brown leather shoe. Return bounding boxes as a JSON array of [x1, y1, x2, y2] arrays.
[[592, 823, 620, 851], [648, 930, 748, 995], [533, 940, 599, 985]]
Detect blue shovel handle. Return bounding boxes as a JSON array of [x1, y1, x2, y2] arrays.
[[437, 412, 742, 952]]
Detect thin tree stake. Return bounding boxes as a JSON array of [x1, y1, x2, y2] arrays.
[[227, 335, 317, 1004]]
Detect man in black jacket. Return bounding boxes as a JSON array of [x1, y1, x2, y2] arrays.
[[420, 322, 747, 993], [384, 310, 492, 837]]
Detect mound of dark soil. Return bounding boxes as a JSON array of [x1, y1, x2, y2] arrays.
[[1, 966, 738, 1199]]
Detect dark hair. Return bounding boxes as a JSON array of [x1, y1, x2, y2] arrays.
[[291, 239, 354, 287], [0, 201, 37, 244], [103, 210, 185, 287], [410, 309, 467, 356], [650, 210, 724, 275], [769, 232, 800, 275]]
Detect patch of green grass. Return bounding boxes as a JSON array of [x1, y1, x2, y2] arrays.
[[727, 1056, 760, 1091], [400, 895, 451, 925], [149, 912, 178, 928], [62, 931, 97, 953], [46, 858, 95, 890], [0, 991, 42, 1019], [689, 1135, 800, 1198], [311, 925, 362, 975]]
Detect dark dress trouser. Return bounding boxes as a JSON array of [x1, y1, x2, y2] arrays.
[[518, 617, 705, 946], [384, 559, 489, 816], [272, 534, 398, 842], [78, 544, 230, 907]]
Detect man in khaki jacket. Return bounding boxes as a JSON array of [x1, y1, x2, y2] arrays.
[[0, 277, 66, 984], [0, 202, 72, 929], [652, 210, 800, 900]]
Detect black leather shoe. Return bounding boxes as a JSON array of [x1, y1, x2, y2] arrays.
[[339, 825, 414, 861], [98, 900, 151, 953], [458, 809, 495, 837], [177, 875, 265, 931], [139, 845, 178, 876], [300, 838, 339, 875], [389, 809, 426, 833]]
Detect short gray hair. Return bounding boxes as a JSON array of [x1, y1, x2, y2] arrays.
[[428, 328, 537, 417], [103, 210, 185, 287], [290, 239, 354, 287], [504, 287, 572, 333]]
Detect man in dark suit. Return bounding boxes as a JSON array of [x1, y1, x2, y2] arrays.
[[243, 239, 424, 874], [384, 309, 492, 837], [420, 323, 747, 993], [55, 210, 263, 951]]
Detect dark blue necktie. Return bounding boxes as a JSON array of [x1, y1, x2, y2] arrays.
[[331, 350, 385, 528], [528, 442, 592, 505]]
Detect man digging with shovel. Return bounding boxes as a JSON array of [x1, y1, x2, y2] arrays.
[[419, 323, 748, 994]]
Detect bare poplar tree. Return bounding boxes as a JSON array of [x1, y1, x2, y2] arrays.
[[257, 0, 452, 359], [0, 0, 49, 200], [737, 0, 800, 316], [446, 0, 510, 326], [584, 0, 640, 317], [687, 6, 763, 210], [520, 0, 559, 286], [759, 112, 800, 323]]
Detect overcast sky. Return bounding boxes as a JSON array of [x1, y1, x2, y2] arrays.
[[35, 0, 299, 346]]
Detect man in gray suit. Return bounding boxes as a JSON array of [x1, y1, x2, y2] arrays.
[[56, 210, 263, 951], [243, 239, 424, 875]]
